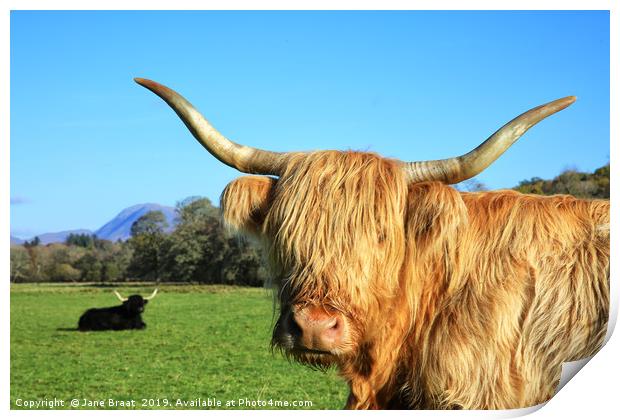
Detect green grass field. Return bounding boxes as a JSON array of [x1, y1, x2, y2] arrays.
[[10, 284, 348, 409]]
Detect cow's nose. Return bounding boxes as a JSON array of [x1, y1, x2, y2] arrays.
[[292, 306, 344, 352]]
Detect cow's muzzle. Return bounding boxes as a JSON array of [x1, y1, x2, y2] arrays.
[[273, 305, 346, 354]]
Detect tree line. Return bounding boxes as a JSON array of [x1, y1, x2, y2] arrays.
[[10, 164, 609, 285], [10, 197, 267, 286], [514, 164, 609, 199]]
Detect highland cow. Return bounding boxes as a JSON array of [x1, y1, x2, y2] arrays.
[[78, 289, 158, 331], [135, 78, 609, 409]]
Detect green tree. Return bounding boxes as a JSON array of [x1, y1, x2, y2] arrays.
[[10, 246, 31, 283], [43, 244, 85, 282], [24, 236, 40, 248], [221, 237, 268, 287], [163, 197, 267, 285], [50, 263, 81, 282], [100, 241, 132, 282], [127, 211, 169, 281], [75, 252, 103, 282], [164, 198, 224, 282], [66, 233, 93, 248], [23, 245, 43, 282], [131, 211, 169, 237], [515, 164, 609, 199]]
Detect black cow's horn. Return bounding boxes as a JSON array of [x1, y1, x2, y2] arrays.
[[144, 289, 158, 300], [113, 290, 128, 302]]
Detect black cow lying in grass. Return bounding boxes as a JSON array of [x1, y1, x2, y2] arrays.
[[78, 289, 158, 331]]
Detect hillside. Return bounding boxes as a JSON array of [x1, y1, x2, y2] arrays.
[[11, 164, 609, 245], [94, 203, 176, 241], [35, 229, 94, 245], [515, 164, 609, 199], [10, 236, 24, 245], [13, 203, 177, 245]]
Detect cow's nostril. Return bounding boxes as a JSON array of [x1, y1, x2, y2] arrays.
[[288, 314, 303, 337], [291, 306, 345, 351]]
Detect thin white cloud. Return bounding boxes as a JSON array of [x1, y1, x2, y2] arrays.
[[10, 196, 30, 205]]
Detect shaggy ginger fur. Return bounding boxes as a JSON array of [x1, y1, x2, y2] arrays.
[[220, 150, 609, 409]]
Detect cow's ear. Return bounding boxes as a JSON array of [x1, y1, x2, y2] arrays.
[[220, 176, 276, 236], [406, 181, 467, 242], [406, 182, 468, 289]]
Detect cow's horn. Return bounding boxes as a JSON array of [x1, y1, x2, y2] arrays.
[[402, 96, 576, 184], [144, 288, 159, 301], [113, 290, 128, 302], [134, 78, 291, 176]]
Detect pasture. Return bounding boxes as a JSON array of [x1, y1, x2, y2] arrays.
[[10, 284, 348, 409]]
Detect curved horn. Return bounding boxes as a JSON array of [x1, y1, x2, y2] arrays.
[[134, 78, 291, 175], [403, 96, 576, 184], [144, 288, 159, 301], [113, 290, 128, 302]]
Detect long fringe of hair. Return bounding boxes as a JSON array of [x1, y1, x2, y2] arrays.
[[220, 151, 609, 409]]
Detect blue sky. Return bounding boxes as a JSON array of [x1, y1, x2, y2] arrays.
[[10, 11, 609, 238]]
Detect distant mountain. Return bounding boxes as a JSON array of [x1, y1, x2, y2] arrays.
[[10, 236, 24, 245], [12, 203, 178, 245], [94, 203, 177, 242], [36, 229, 94, 245]]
